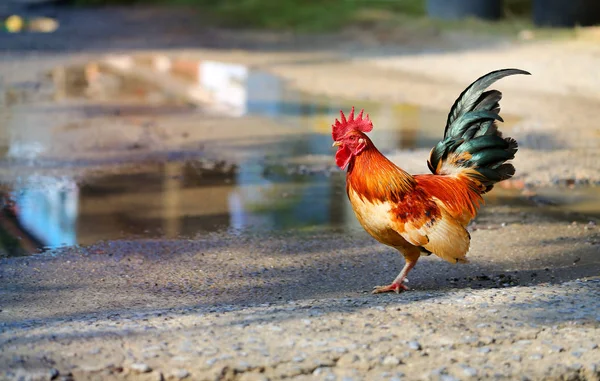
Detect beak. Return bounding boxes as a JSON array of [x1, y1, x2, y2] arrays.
[[332, 141, 342, 147]]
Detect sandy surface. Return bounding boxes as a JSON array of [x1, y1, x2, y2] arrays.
[[1, 4, 600, 381]]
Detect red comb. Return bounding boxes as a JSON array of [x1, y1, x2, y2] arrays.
[[332, 106, 373, 141]]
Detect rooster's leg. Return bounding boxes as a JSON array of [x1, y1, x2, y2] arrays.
[[372, 254, 419, 294]]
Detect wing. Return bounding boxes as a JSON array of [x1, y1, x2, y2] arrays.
[[388, 188, 471, 264]]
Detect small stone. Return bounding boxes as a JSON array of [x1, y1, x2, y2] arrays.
[[408, 341, 422, 351], [171, 369, 190, 379], [461, 366, 478, 377], [571, 351, 583, 358], [130, 363, 152, 373], [441, 375, 459, 381], [337, 354, 360, 367], [292, 356, 305, 363], [529, 354, 543, 360], [382, 356, 401, 366], [236, 362, 251, 372], [333, 347, 348, 354], [313, 367, 325, 375], [478, 347, 491, 354], [49, 369, 60, 379], [569, 363, 583, 371], [206, 358, 218, 366], [511, 355, 522, 362], [516, 340, 532, 346], [550, 345, 564, 353], [170, 356, 188, 363]]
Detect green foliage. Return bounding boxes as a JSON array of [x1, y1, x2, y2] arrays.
[[69, 0, 426, 31], [184, 0, 425, 31], [66, 0, 548, 35], [504, 0, 532, 17]]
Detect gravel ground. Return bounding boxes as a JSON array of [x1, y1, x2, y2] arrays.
[[1, 215, 599, 380], [2, 277, 599, 381]]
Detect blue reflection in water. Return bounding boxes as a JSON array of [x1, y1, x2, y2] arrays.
[[14, 178, 78, 248]]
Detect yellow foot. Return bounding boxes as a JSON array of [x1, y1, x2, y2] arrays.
[[372, 282, 410, 294]]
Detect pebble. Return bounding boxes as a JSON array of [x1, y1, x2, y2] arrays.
[[206, 358, 218, 366], [130, 363, 152, 373], [333, 347, 349, 354], [478, 347, 491, 354], [408, 341, 422, 351], [441, 375, 459, 381], [49, 369, 59, 379], [529, 354, 543, 360], [569, 363, 582, 371], [169, 369, 190, 380], [382, 356, 401, 366], [338, 354, 360, 367], [236, 362, 252, 371], [550, 345, 564, 353], [461, 366, 478, 377]]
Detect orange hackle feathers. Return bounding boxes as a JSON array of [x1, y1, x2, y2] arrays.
[[332, 106, 373, 141], [346, 141, 414, 204]]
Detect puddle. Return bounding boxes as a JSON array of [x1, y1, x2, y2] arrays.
[[0, 57, 597, 257], [0, 161, 345, 257]]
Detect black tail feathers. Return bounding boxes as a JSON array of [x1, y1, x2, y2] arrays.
[[427, 69, 530, 192]]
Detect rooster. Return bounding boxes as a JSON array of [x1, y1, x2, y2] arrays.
[[331, 69, 530, 294]]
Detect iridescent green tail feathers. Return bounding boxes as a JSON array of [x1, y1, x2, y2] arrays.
[[427, 68, 530, 192]]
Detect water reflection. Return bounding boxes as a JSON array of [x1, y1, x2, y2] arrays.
[[0, 160, 353, 256], [13, 176, 78, 248]]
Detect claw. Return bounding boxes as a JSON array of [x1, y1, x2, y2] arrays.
[[372, 282, 410, 294]]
